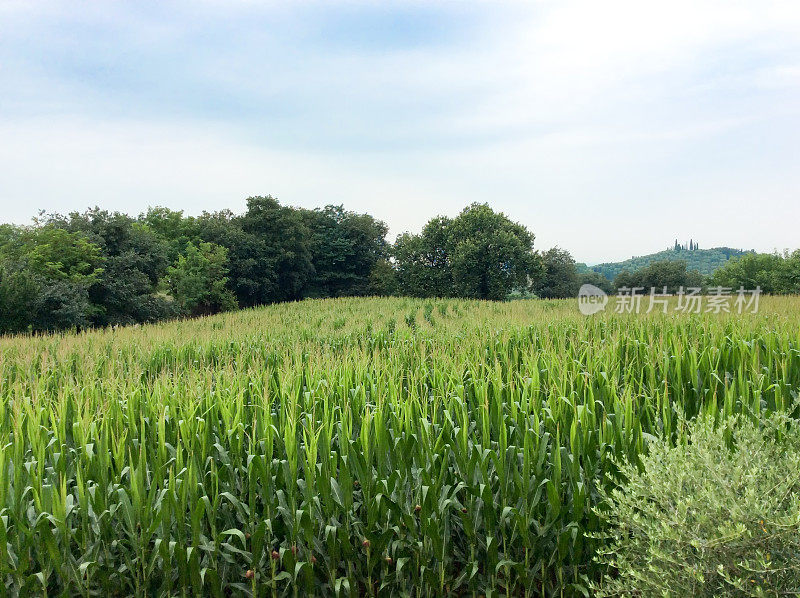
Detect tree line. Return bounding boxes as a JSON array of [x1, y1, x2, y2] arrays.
[[0, 199, 539, 333], [541, 250, 800, 298], [1, 196, 798, 333]]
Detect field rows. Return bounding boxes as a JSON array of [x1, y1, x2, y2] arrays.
[[1, 297, 799, 596]]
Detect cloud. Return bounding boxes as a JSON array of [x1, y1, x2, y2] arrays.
[[0, 1, 798, 263], [0, 115, 444, 236]]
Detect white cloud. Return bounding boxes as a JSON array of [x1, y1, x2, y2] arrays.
[[0, 0, 798, 263], [0, 116, 445, 234]]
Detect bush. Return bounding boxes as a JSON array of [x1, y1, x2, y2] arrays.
[[594, 413, 800, 597]]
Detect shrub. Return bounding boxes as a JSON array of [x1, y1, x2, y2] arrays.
[[593, 413, 800, 597]]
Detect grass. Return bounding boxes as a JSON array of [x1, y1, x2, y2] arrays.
[[0, 297, 798, 596]]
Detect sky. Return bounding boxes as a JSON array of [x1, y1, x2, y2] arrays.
[[0, 1, 798, 264]]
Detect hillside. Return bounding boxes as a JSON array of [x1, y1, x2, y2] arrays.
[[591, 247, 752, 280]]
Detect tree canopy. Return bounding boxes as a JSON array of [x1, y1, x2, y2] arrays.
[[166, 242, 238, 316], [709, 251, 800, 294], [534, 247, 579, 299]]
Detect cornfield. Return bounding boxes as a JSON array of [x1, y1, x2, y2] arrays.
[[0, 297, 798, 596]]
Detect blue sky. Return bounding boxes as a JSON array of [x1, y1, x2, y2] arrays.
[[0, 1, 798, 263]]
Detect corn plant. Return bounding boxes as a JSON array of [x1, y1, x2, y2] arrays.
[[0, 297, 797, 596]]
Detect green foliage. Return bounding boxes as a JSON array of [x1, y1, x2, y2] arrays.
[[534, 247, 579, 298], [614, 259, 704, 293], [709, 251, 800, 294], [238, 196, 314, 304], [367, 258, 398, 296], [0, 224, 22, 252], [594, 412, 800, 597], [577, 271, 614, 295], [448, 203, 539, 300], [185, 199, 314, 308], [2, 200, 798, 333], [166, 242, 238, 316], [0, 225, 105, 331], [394, 216, 454, 298], [190, 209, 263, 305], [32, 279, 95, 331], [4, 198, 386, 331], [0, 297, 798, 595], [594, 247, 750, 280], [139, 206, 198, 262], [15, 226, 105, 284], [0, 265, 39, 333], [301, 205, 389, 297], [52, 209, 175, 326], [779, 249, 800, 293], [395, 204, 540, 300]]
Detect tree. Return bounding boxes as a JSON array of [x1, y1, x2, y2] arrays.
[[367, 259, 398, 296], [17, 226, 105, 284], [709, 253, 786, 294], [190, 210, 259, 306], [777, 250, 800, 294], [614, 260, 703, 294], [447, 204, 539, 300], [534, 247, 579, 298], [33, 280, 95, 331], [577, 271, 615, 295], [0, 265, 39, 334], [393, 216, 454, 298], [300, 205, 389, 297], [166, 242, 238, 316], [0, 226, 105, 331], [139, 206, 198, 262], [394, 204, 540, 300], [0, 224, 21, 252], [237, 196, 314, 304], [46, 209, 174, 325]]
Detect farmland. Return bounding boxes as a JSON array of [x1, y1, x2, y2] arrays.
[[1, 297, 799, 596]]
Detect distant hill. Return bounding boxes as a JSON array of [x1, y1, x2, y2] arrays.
[[590, 247, 752, 281]]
